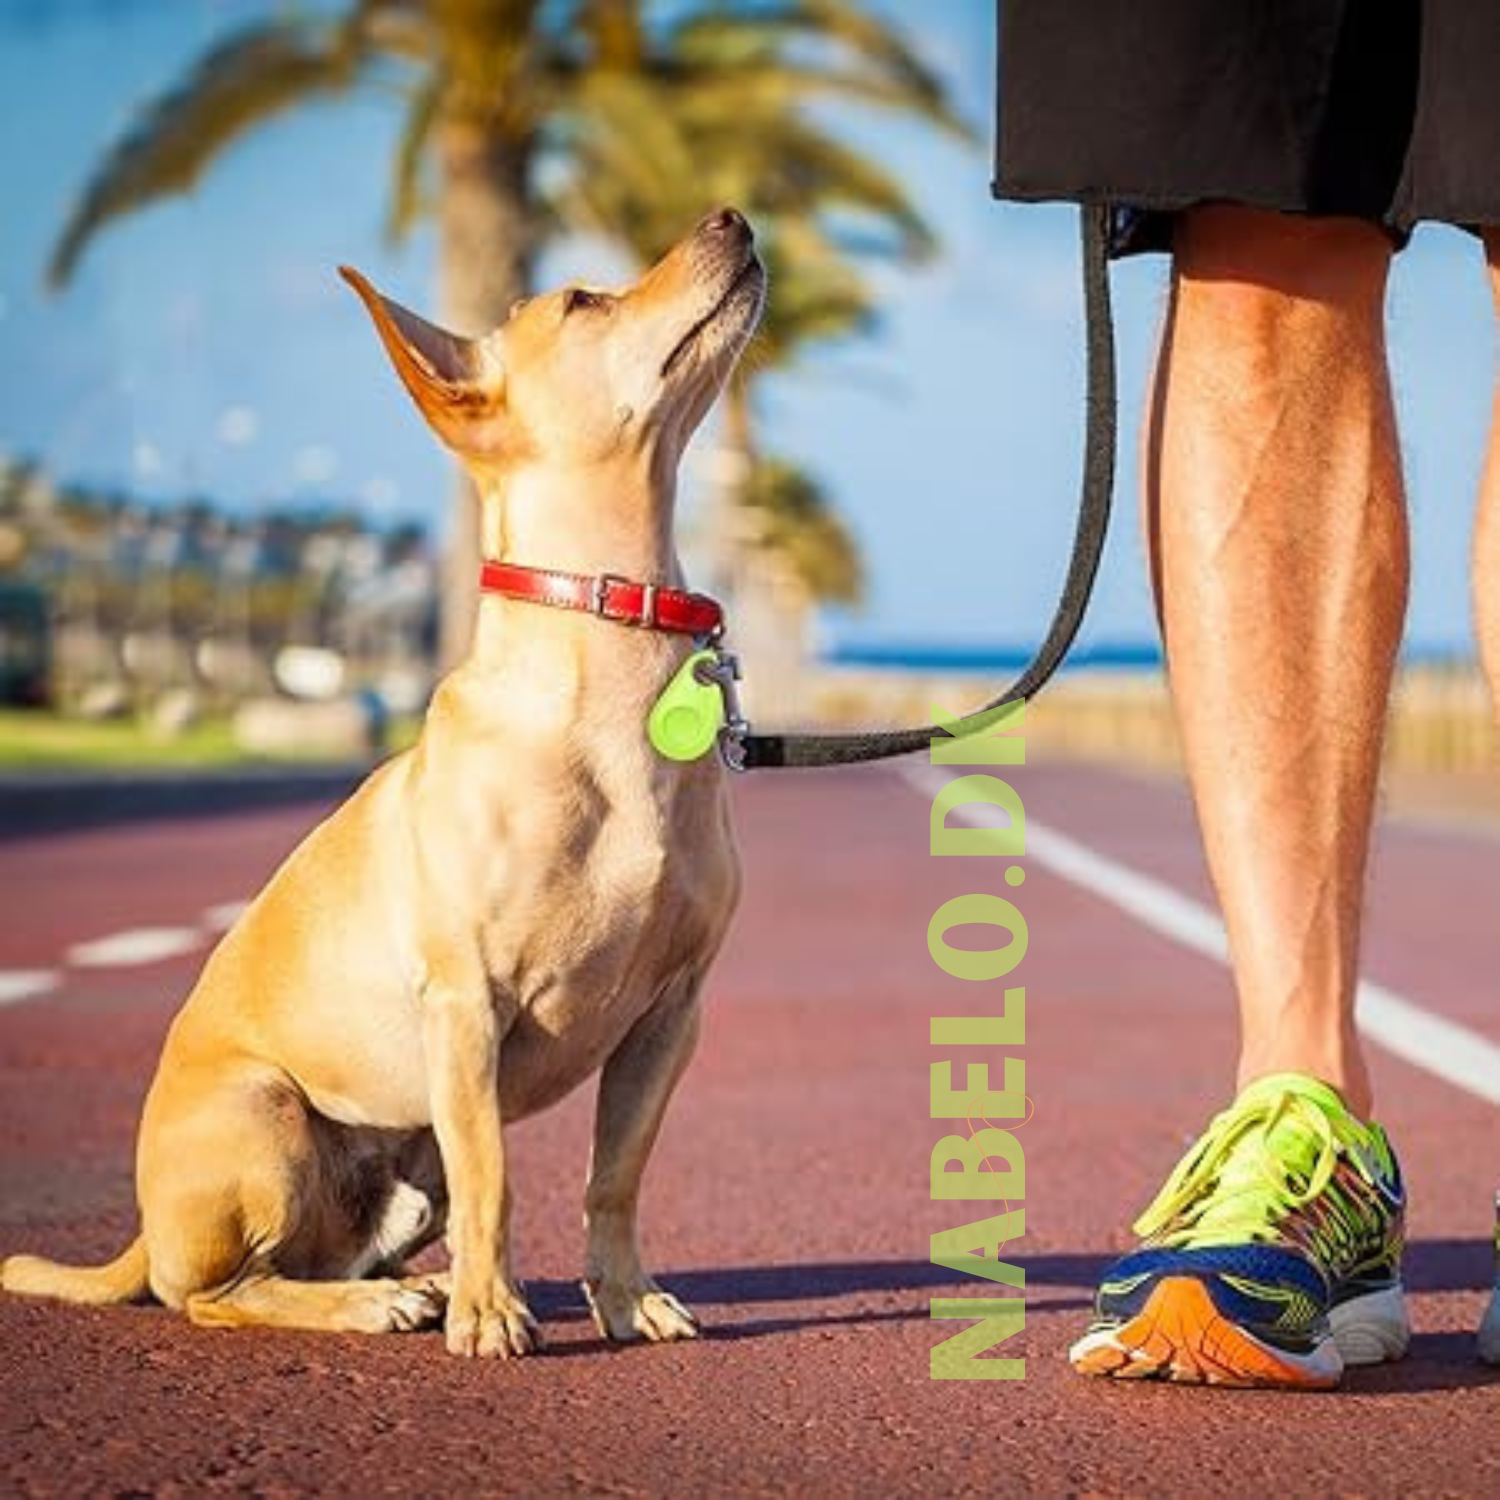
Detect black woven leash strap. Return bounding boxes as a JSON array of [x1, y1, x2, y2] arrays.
[[739, 204, 1117, 771]]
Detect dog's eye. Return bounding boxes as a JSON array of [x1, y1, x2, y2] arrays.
[[563, 288, 608, 315]]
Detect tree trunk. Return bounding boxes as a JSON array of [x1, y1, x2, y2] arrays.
[[716, 379, 820, 722], [713, 378, 756, 599], [435, 121, 535, 668]]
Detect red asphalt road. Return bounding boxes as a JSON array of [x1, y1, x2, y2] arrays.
[[1, 763, 1497, 1496]]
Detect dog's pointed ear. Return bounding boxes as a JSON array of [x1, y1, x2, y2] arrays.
[[340, 266, 507, 460]]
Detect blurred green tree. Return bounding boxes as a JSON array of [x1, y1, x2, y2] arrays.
[[740, 454, 862, 605]]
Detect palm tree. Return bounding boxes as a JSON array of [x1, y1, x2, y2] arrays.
[[49, 0, 965, 663]]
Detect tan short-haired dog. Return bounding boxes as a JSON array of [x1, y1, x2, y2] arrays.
[[1, 209, 763, 1357]]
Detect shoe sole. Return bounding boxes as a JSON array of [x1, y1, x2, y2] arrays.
[[1480, 1287, 1500, 1366], [1330, 1283, 1410, 1365], [1069, 1276, 1343, 1389]]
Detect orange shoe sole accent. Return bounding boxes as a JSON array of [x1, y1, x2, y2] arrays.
[[1070, 1277, 1342, 1389]]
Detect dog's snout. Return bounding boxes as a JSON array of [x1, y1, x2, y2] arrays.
[[700, 206, 751, 240]]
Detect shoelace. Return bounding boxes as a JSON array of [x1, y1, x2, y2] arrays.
[[1134, 1093, 1364, 1249]]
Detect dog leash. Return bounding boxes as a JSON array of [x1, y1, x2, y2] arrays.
[[734, 205, 1117, 771]]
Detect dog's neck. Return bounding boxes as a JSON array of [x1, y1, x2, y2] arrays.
[[469, 460, 687, 664]]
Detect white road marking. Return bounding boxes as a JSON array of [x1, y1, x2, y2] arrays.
[[0, 899, 248, 1008], [67, 927, 205, 969], [0, 970, 61, 1006], [906, 765, 1500, 1107], [201, 900, 249, 932]]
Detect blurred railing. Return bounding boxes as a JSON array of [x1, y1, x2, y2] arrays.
[[801, 664, 1497, 777]]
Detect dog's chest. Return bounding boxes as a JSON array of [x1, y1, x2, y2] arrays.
[[477, 778, 735, 1103], [519, 806, 724, 975]]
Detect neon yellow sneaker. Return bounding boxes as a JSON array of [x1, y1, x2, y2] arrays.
[[1070, 1073, 1409, 1388]]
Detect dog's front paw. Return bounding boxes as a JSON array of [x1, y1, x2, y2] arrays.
[[445, 1283, 540, 1358], [340, 1276, 448, 1334], [584, 1277, 700, 1343]]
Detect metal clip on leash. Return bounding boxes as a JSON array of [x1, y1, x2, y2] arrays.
[[734, 205, 1118, 772], [694, 649, 749, 771]]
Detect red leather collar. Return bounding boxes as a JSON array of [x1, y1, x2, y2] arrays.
[[479, 560, 725, 638]]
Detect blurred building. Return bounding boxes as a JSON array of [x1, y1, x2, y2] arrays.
[[0, 450, 438, 713]]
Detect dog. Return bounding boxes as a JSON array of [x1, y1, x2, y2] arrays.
[[1, 208, 764, 1358]]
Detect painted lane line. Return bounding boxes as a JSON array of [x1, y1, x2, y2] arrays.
[[0, 969, 62, 1006], [906, 765, 1500, 1107], [67, 927, 206, 969], [0, 903, 248, 1008]]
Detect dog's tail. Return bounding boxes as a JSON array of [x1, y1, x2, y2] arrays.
[[1, 1235, 150, 1305]]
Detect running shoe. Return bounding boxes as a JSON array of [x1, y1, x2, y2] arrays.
[[1070, 1072, 1409, 1388], [1478, 1191, 1500, 1366]]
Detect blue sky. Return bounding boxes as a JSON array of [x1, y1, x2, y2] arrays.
[[0, 0, 1492, 656]]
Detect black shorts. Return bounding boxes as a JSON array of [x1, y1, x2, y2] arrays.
[[994, 1, 1500, 255]]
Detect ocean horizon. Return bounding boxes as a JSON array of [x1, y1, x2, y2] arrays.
[[820, 639, 1475, 674]]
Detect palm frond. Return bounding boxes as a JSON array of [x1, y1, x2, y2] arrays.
[[572, 0, 648, 70], [671, 60, 973, 141], [543, 67, 703, 255], [425, 0, 545, 129], [348, 0, 436, 62], [670, 0, 961, 125], [756, 240, 879, 364], [385, 73, 443, 243], [48, 18, 370, 287], [743, 455, 865, 606], [724, 113, 936, 260]]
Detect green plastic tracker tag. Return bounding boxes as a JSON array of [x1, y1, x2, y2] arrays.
[[648, 649, 723, 761]]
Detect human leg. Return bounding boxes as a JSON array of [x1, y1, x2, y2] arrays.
[[1471, 227, 1500, 1367], [1075, 207, 1411, 1386], [1149, 206, 1407, 1114]]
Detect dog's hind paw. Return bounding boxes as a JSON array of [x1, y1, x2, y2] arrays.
[[584, 1277, 700, 1344]]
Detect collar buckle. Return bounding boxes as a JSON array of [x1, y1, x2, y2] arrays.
[[590, 572, 628, 619]]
